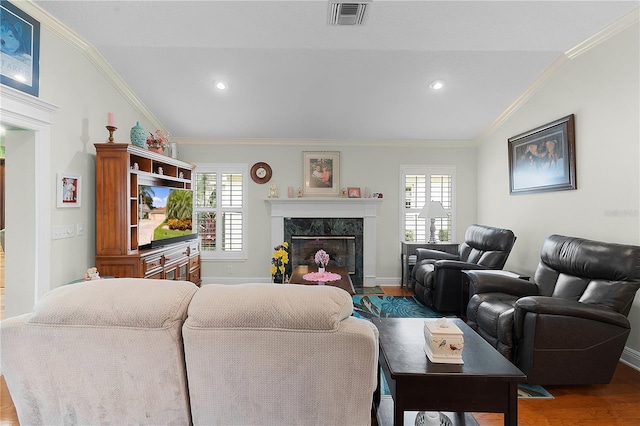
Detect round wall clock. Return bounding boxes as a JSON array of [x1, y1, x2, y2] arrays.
[[250, 162, 272, 184]]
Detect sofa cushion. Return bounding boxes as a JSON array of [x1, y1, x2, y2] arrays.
[[186, 283, 353, 330], [28, 278, 197, 328]]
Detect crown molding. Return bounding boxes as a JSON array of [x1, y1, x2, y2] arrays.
[[566, 7, 640, 59], [174, 137, 475, 148], [19, 1, 166, 134], [477, 7, 640, 142], [475, 54, 569, 142]]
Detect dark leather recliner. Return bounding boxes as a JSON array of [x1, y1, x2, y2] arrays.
[[411, 224, 516, 314], [466, 235, 640, 385]]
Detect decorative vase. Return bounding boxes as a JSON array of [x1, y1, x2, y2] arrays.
[[130, 122, 146, 147], [149, 147, 164, 154], [273, 272, 284, 284], [415, 411, 441, 426], [318, 267, 325, 274]]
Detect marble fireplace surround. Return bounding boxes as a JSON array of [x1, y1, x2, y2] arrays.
[[266, 198, 381, 287]]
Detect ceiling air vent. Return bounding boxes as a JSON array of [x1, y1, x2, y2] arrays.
[[328, 1, 370, 25]]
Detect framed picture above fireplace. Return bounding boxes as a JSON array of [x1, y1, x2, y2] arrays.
[[303, 151, 340, 197]]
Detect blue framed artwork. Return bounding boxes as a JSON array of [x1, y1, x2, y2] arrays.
[[508, 114, 576, 195], [1, 0, 40, 96]]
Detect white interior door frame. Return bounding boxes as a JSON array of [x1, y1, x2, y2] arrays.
[[0, 86, 58, 315]]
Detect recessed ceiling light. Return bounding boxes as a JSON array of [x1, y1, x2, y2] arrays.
[[429, 80, 445, 90], [216, 82, 227, 90]]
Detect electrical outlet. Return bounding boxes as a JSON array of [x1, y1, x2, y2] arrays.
[[52, 225, 75, 240], [76, 223, 84, 236], [227, 265, 233, 274]]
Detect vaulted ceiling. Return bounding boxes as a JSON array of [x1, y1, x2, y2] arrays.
[[34, 0, 639, 141]]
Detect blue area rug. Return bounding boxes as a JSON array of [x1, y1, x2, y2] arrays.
[[352, 295, 553, 399], [352, 295, 448, 320]]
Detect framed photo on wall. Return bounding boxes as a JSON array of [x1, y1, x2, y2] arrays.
[[508, 114, 576, 195], [303, 151, 340, 197], [57, 173, 81, 208], [0, 0, 40, 96]]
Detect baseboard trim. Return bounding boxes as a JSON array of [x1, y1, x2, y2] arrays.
[[621, 347, 640, 371]]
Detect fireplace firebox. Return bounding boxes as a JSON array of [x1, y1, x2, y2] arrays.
[[290, 236, 356, 274], [284, 217, 363, 288]]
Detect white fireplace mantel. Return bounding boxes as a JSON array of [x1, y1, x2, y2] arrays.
[[266, 198, 382, 287]]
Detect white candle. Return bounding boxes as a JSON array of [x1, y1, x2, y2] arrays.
[[107, 112, 115, 127]]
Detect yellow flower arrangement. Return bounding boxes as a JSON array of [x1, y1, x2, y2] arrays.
[[270, 242, 289, 283]]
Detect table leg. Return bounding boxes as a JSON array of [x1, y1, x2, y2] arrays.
[[505, 381, 518, 426], [394, 400, 403, 426], [374, 367, 381, 406]]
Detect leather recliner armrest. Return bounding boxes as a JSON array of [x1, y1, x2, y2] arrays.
[[415, 248, 459, 263], [434, 260, 490, 271], [465, 270, 538, 297], [514, 296, 631, 331]]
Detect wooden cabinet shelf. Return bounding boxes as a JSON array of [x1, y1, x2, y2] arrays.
[[94, 143, 200, 285]]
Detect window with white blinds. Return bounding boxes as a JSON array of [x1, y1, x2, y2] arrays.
[[194, 164, 247, 260], [401, 165, 455, 243]]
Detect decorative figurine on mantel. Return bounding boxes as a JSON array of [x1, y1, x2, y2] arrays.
[[297, 187, 303, 198], [268, 183, 278, 198], [341, 188, 347, 198]]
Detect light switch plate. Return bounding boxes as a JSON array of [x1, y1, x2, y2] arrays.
[[52, 225, 75, 240]]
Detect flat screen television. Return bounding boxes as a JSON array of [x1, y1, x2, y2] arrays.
[[138, 185, 197, 249]]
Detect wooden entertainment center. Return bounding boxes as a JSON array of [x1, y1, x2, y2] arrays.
[[94, 143, 200, 285]]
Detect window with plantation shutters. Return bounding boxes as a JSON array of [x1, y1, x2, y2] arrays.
[[401, 166, 455, 244], [194, 164, 247, 260]]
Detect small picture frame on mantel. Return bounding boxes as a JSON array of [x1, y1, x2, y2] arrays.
[[348, 187, 361, 198], [57, 173, 81, 208]]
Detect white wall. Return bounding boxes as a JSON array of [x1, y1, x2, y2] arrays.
[[3, 12, 163, 316], [177, 141, 477, 284], [476, 22, 640, 355], [39, 32, 162, 290]]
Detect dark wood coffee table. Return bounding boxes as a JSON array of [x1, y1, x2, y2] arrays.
[[372, 318, 526, 426], [288, 265, 355, 295]]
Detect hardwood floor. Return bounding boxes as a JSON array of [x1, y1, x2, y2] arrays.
[[1, 285, 639, 425], [0, 245, 4, 320], [379, 285, 414, 297], [1, 373, 18, 425], [473, 362, 640, 426]]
